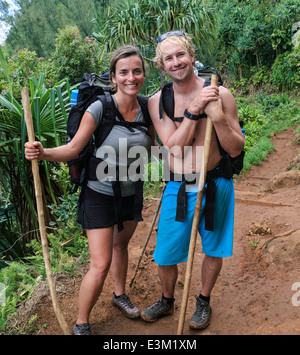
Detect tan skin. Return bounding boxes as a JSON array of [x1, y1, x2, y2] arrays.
[[25, 55, 154, 325], [149, 40, 244, 300]]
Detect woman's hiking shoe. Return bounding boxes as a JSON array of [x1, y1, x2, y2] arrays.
[[73, 322, 91, 335], [141, 296, 174, 322], [112, 293, 140, 319], [189, 296, 212, 329]]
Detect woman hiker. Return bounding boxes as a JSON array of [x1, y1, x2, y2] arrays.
[[25, 45, 154, 335]]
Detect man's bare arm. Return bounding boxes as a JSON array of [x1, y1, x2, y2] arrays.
[[148, 92, 199, 155], [204, 87, 245, 157]]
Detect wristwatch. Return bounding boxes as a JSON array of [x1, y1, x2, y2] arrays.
[[184, 109, 200, 121]]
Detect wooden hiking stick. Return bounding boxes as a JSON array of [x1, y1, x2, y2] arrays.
[[22, 87, 71, 335], [177, 74, 218, 335]]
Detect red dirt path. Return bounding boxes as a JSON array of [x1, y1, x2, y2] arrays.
[[30, 126, 300, 335]]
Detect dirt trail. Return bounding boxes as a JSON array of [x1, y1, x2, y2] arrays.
[[28, 126, 300, 335]]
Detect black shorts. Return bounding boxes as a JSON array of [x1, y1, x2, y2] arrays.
[[77, 186, 142, 230]]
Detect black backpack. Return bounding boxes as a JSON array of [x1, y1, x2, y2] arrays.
[[67, 73, 111, 188], [195, 62, 223, 84], [66, 73, 151, 190]]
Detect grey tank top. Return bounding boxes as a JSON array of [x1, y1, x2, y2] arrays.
[[86, 95, 151, 196]]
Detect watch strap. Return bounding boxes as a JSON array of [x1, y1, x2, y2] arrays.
[[184, 109, 201, 121]]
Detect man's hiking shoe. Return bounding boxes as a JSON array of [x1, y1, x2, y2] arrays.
[[73, 322, 91, 335], [141, 296, 174, 322], [112, 293, 140, 319], [189, 297, 212, 329]]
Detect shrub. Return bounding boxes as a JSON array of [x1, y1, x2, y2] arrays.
[[51, 26, 103, 85], [238, 104, 266, 153], [0, 49, 53, 98], [271, 45, 300, 90]]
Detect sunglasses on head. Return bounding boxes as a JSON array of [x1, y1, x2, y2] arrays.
[[156, 30, 185, 43]]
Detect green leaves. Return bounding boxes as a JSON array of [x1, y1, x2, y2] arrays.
[[92, 0, 217, 95], [0, 47, 11, 85], [216, 0, 300, 86], [0, 75, 69, 148], [0, 74, 71, 247], [94, 0, 216, 57]]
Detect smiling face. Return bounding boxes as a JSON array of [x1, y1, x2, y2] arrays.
[[160, 41, 195, 83], [111, 55, 145, 97]]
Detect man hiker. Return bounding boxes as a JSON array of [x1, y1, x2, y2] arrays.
[[141, 31, 244, 329]]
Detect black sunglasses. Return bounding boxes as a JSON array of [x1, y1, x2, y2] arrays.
[[156, 30, 185, 43]]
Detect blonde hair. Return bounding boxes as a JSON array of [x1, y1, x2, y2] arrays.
[[154, 33, 195, 71]]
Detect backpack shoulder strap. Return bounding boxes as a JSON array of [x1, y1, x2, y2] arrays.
[[203, 77, 212, 88], [159, 82, 174, 119], [158, 77, 227, 155], [159, 79, 212, 121], [101, 90, 116, 119], [95, 91, 151, 147], [94, 91, 117, 147], [137, 95, 151, 126]]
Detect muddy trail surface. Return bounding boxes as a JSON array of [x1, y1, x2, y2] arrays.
[[21, 126, 300, 335]]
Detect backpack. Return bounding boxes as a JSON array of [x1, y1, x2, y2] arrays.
[[159, 65, 244, 176], [195, 61, 223, 85], [66, 73, 151, 191], [67, 73, 111, 188]]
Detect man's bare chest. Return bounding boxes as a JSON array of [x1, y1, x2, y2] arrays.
[[174, 118, 207, 144], [173, 92, 200, 119]]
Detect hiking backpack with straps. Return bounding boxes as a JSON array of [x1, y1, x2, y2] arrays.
[[66, 73, 151, 190], [159, 64, 245, 231]]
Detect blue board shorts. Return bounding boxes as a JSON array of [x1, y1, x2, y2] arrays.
[[153, 178, 235, 265]]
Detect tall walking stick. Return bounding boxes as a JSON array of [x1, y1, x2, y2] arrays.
[[22, 87, 71, 335], [177, 74, 219, 335]]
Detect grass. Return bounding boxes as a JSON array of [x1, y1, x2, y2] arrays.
[[236, 93, 300, 173], [242, 136, 275, 172]]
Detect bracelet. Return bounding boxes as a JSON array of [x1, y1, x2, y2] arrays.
[[184, 109, 200, 121]]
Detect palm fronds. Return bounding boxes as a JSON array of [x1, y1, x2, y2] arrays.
[[0, 75, 71, 250], [94, 0, 216, 57]]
